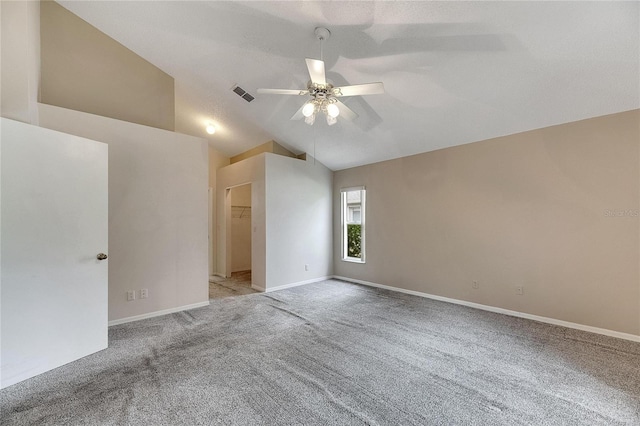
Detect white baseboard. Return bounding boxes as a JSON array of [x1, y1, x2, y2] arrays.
[[263, 276, 332, 293], [108, 301, 211, 327], [333, 276, 640, 343]]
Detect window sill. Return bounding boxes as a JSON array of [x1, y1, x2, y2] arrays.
[[342, 258, 365, 264]]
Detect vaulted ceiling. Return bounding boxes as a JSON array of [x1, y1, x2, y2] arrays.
[[57, 1, 639, 170]]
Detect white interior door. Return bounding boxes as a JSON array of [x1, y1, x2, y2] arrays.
[[1, 118, 108, 389]]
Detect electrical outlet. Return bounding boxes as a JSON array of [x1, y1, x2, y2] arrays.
[[515, 285, 524, 295], [140, 288, 148, 299], [472, 280, 479, 289], [304, 264, 309, 271], [127, 290, 135, 301]]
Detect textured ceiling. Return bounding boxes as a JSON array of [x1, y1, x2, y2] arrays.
[[57, 1, 639, 170]]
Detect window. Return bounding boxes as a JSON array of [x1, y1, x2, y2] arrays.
[[348, 206, 361, 223], [341, 186, 365, 262]]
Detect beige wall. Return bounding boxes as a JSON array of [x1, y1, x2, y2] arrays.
[[39, 104, 209, 322], [40, 1, 175, 131], [334, 110, 640, 336], [230, 140, 297, 164], [1, 0, 40, 124], [231, 183, 252, 207]]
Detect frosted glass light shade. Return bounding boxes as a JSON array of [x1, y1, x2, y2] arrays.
[[302, 102, 316, 117], [326, 103, 340, 118]]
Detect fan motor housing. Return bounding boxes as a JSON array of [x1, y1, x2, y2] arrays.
[[308, 82, 334, 99]]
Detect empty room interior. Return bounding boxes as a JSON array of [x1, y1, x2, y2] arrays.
[[1, 1, 638, 424]]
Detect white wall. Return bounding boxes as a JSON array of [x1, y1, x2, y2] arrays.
[[0, 0, 40, 124], [38, 103, 209, 322], [265, 154, 333, 289], [217, 153, 333, 291], [208, 148, 230, 278]]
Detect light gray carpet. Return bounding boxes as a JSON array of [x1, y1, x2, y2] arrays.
[[1, 279, 639, 425], [209, 270, 257, 299]]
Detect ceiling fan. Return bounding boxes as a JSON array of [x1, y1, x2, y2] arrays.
[[257, 27, 384, 126]]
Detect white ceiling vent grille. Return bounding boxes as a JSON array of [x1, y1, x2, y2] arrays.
[[232, 85, 254, 102]]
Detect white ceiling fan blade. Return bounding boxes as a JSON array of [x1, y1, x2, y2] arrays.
[[335, 100, 358, 121], [305, 58, 326, 85], [257, 88, 309, 95], [290, 104, 305, 120], [333, 82, 385, 97]]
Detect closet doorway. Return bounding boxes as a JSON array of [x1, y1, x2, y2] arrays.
[[210, 183, 256, 299], [230, 183, 252, 276]]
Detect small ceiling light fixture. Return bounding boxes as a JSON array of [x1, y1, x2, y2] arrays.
[[206, 123, 216, 135]]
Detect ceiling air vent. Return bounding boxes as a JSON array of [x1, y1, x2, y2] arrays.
[[231, 85, 254, 103]]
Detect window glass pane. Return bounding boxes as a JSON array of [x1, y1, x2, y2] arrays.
[[347, 223, 362, 258]]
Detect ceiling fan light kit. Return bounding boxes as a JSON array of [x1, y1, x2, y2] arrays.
[[257, 27, 384, 126], [302, 92, 341, 126]]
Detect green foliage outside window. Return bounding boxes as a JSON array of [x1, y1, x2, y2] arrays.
[[347, 224, 362, 258]]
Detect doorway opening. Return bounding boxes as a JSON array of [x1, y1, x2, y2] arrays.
[[210, 183, 257, 299]]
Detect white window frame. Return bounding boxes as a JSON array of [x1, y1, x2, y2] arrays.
[[341, 186, 365, 263]]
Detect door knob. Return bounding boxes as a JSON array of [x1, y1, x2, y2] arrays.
[[97, 253, 108, 260]]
